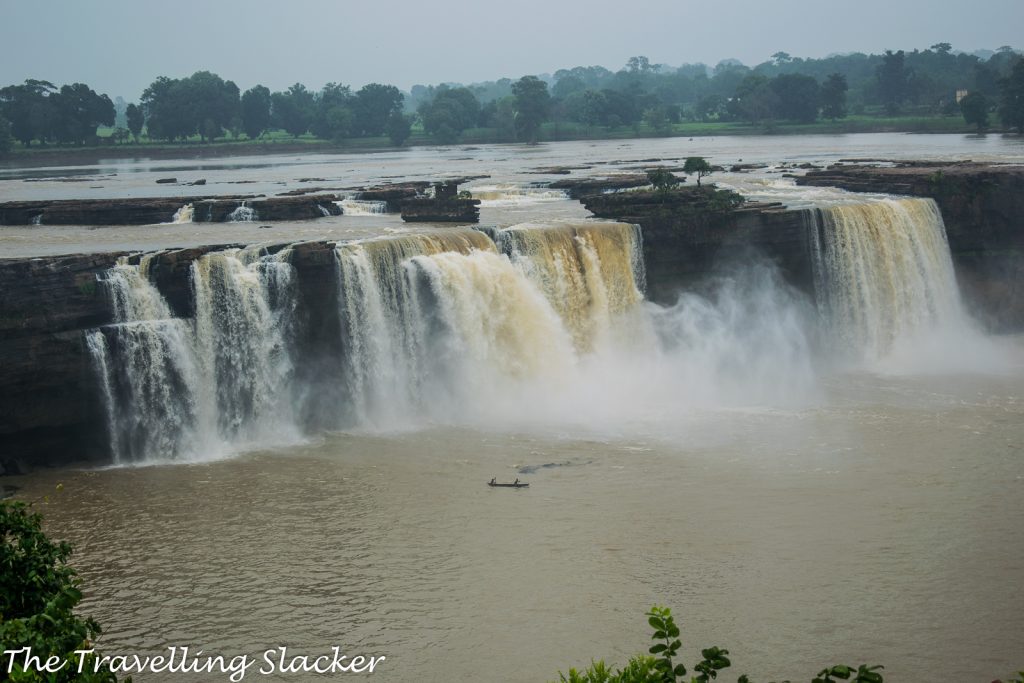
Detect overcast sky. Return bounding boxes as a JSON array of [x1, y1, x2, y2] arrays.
[[1, 0, 1020, 99]]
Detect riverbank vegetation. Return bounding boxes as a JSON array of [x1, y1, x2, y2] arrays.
[[1, 43, 1022, 161]]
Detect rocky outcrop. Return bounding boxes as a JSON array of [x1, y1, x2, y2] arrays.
[[582, 187, 816, 304], [0, 252, 126, 473], [400, 198, 481, 223], [146, 244, 244, 318], [0, 198, 193, 226], [189, 194, 341, 222], [355, 182, 430, 209], [0, 240, 350, 472], [798, 162, 1024, 330], [549, 173, 649, 199], [0, 194, 342, 226]]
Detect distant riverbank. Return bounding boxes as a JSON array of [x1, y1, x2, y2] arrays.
[[0, 115, 990, 170]]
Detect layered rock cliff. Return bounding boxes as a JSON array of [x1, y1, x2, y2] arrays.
[[0, 252, 124, 472], [0, 242, 345, 473], [0, 194, 342, 226], [582, 187, 818, 304]]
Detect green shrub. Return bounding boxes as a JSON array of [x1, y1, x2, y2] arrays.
[[647, 169, 682, 194], [0, 497, 127, 682], [553, 605, 885, 683]]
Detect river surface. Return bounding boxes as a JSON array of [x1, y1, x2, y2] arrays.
[[4, 134, 1024, 682], [2, 132, 1023, 257]]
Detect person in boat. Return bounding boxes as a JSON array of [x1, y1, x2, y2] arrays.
[[514, 478, 519, 485], [489, 477, 496, 485]]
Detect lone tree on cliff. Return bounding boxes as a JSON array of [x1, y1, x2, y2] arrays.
[[683, 156, 712, 187], [647, 168, 682, 194], [512, 75, 550, 143]]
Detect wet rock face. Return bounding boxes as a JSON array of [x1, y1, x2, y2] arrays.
[[548, 174, 649, 199], [798, 163, 1024, 330], [581, 188, 817, 304], [400, 198, 481, 223], [0, 198, 191, 226], [355, 182, 431, 209], [0, 252, 126, 472], [0, 240, 354, 472]]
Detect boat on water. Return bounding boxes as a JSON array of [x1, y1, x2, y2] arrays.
[[487, 479, 529, 488]]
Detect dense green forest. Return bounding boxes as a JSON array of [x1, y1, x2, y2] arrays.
[[1, 44, 1023, 156]]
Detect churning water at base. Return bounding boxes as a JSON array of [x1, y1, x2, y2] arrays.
[[809, 197, 998, 372], [337, 198, 389, 215], [170, 203, 194, 224], [227, 201, 258, 222]]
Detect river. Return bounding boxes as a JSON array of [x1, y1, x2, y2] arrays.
[[3, 133, 1024, 682]]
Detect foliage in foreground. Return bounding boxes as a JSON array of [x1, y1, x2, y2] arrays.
[[557, 606, 1024, 683], [0, 497, 126, 682], [555, 605, 889, 683]]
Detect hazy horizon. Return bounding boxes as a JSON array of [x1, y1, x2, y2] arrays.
[[1, 0, 1021, 100]]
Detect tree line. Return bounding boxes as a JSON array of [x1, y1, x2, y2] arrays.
[[1, 43, 1023, 155], [0, 79, 114, 148]]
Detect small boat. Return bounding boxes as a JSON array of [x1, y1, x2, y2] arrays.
[[487, 479, 529, 488]]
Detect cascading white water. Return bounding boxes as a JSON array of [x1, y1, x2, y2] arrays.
[[809, 197, 986, 369], [335, 231, 497, 425], [337, 199, 389, 216], [227, 201, 258, 222], [30, 214, 42, 225], [469, 185, 568, 205], [87, 249, 299, 463], [191, 248, 299, 442], [86, 220, 821, 461], [490, 222, 647, 353], [171, 203, 194, 224], [87, 256, 209, 463], [318, 204, 333, 217]]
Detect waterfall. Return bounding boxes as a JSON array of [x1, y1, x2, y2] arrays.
[[87, 249, 299, 463], [87, 256, 209, 464], [227, 201, 258, 222], [318, 204, 333, 217], [171, 203, 194, 224], [85, 219, 820, 462], [337, 199, 389, 215], [491, 222, 647, 352], [335, 231, 497, 424], [30, 214, 42, 225], [810, 197, 978, 366], [191, 248, 299, 441], [333, 222, 651, 426]]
